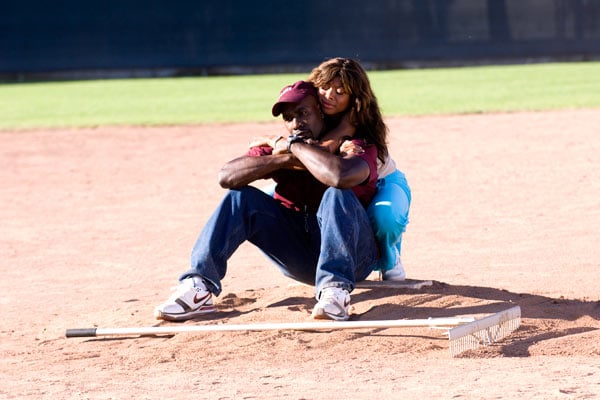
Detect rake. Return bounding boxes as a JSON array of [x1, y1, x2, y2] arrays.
[[447, 305, 521, 356], [66, 306, 520, 357]]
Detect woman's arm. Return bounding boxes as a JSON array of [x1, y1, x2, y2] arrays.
[[247, 112, 357, 155], [318, 112, 357, 153]]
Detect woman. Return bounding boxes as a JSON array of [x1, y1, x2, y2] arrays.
[[253, 57, 411, 280], [308, 57, 411, 281]]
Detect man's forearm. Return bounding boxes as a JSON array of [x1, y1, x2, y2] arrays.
[[289, 141, 369, 188], [218, 154, 301, 189]]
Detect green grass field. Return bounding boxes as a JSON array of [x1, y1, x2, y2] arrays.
[[1, 62, 599, 129]]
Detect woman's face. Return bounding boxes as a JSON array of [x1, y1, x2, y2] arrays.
[[318, 77, 351, 116]]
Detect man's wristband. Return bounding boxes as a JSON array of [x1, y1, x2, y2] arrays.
[[286, 134, 303, 153]]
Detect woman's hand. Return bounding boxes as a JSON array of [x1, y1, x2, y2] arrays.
[[339, 140, 364, 157]]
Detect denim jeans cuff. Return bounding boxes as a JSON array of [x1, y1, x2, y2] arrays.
[[317, 281, 354, 299]]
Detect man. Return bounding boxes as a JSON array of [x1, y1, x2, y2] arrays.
[[154, 81, 380, 321]]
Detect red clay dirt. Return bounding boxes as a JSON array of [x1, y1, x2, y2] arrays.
[[1, 109, 599, 399]]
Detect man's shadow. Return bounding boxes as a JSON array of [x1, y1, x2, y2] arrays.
[[269, 281, 599, 321], [267, 280, 600, 357], [352, 281, 599, 322]]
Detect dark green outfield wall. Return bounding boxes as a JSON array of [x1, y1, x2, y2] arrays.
[[2, 0, 600, 78]]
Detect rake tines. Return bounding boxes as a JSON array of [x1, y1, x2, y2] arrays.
[[447, 306, 521, 357]]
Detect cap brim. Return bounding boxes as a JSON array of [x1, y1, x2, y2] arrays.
[[272, 102, 287, 117]]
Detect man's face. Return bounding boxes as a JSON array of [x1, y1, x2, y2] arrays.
[[280, 95, 324, 139]]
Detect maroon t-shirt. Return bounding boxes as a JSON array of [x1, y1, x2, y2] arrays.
[[247, 139, 378, 213]]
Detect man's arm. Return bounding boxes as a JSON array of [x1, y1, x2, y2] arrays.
[[288, 141, 370, 189], [218, 152, 302, 189]]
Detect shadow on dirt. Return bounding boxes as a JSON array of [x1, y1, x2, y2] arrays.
[[351, 280, 600, 322], [350, 280, 600, 357]]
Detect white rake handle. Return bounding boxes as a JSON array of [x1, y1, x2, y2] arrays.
[[66, 317, 475, 338]]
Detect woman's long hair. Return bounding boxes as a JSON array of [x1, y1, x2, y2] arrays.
[[309, 57, 388, 162]]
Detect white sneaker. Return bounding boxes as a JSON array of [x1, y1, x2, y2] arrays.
[[381, 248, 406, 281], [154, 277, 216, 321], [311, 287, 351, 321]]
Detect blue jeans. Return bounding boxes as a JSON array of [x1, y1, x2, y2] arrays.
[[368, 170, 411, 271], [180, 186, 378, 298]]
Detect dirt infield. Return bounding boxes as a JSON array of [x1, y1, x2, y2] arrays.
[[1, 109, 599, 399]]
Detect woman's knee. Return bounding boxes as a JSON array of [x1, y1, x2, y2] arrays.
[[369, 202, 408, 236]]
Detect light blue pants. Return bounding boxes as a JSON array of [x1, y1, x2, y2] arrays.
[[368, 170, 411, 272]]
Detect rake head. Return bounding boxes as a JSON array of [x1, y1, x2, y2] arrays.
[[447, 305, 521, 357]]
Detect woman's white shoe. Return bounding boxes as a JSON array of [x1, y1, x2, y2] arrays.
[[381, 249, 406, 281]]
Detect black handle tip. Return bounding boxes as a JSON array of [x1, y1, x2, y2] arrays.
[[65, 328, 97, 338]]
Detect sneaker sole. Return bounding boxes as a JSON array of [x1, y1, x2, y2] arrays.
[[311, 307, 349, 321], [382, 275, 406, 281], [154, 304, 216, 321], [381, 270, 406, 281]]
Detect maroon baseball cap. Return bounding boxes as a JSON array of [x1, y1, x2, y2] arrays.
[[271, 80, 318, 117]]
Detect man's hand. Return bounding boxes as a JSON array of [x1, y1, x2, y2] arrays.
[[248, 135, 282, 149], [248, 135, 290, 155]]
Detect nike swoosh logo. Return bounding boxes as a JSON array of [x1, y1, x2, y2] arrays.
[[193, 292, 210, 304]]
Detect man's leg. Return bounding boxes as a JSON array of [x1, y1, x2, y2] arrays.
[[157, 186, 319, 321], [311, 188, 378, 320], [182, 186, 320, 295], [315, 188, 379, 295]]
